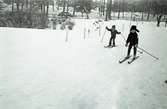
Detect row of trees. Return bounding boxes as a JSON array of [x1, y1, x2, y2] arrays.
[[0, 0, 94, 27], [0, 0, 56, 28], [1, 0, 167, 28], [97, 0, 167, 26], [3, 0, 55, 14], [56, 0, 94, 19], [55, 0, 167, 26]]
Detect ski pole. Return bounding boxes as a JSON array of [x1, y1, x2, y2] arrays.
[[137, 46, 159, 60], [120, 33, 126, 41], [101, 29, 106, 42]]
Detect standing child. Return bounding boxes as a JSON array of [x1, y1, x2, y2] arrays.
[[106, 25, 121, 47], [125, 25, 139, 59]]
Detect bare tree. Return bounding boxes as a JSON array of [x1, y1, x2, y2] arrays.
[[63, 0, 66, 12]]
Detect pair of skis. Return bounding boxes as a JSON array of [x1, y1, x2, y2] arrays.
[[119, 56, 139, 64], [104, 45, 140, 64], [104, 45, 117, 48]]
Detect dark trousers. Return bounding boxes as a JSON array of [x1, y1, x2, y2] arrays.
[[127, 44, 137, 57], [109, 37, 116, 46]]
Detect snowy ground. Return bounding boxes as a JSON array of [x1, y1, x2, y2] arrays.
[[0, 19, 167, 109]]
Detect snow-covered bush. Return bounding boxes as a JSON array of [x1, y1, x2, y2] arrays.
[[51, 15, 75, 30], [51, 14, 58, 29], [60, 18, 75, 30]]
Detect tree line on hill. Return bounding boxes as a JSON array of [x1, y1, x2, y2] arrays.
[[0, 0, 167, 28]]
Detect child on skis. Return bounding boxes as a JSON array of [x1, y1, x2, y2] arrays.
[[125, 25, 140, 59], [106, 25, 121, 47]]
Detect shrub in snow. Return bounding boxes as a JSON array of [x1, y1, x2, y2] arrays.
[[51, 15, 75, 30], [60, 18, 75, 30], [51, 14, 58, 29]]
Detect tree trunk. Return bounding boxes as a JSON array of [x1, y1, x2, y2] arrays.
[[146, 0, 150, 21], [16, 2, 19, 11], [26, 0, 28, 9], [86, 13, 89, 19], [105, 8, 108, 21], [122, 11, 124, 19], [58, 2, 60, 10], [83, 7, 89, 19], [105, 0, 109, 21], [73, 5, 76, 16], [44, 4, 46, 14], [63, 0, 66, 12], [108, 0, 112, 20], [118, 1, 121, 19], [12, 0, 14, 12], [130, 11, 133, 21], [40, 4, 43, 13], [141, 12, 144, 21], [21, 3, 24, 11], [67, 0, 69, 13], [41, 3, 45, 14], [118, 10, 120, 19], [46, 3, 49, 15], [29, 1, 33, 12], [81, 11, 83, 17], [147, 12, 150, 21], [52, 2, 54, 12], [122, 0, 125, 18], [103, 0, 105, 16], [157, 15, 163, 27], [99, 0, 102, 16]]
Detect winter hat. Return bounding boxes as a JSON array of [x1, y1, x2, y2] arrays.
[[112, 25, 116, 28], [130, 25, 139, 32]]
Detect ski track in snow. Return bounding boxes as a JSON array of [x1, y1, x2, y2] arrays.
[[0, 20, 167, 109]]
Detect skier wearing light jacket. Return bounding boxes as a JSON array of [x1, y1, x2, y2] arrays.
[[125, 25, 139, 59]]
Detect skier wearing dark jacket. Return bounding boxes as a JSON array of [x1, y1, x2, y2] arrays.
[[106, 25, 121, 47], [125, 25, 139, 59]]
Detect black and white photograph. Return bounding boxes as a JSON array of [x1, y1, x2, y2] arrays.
[[0, 0, 167, 109]]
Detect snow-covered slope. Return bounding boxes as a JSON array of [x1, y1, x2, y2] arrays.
[[0, 19, 167, 109]]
